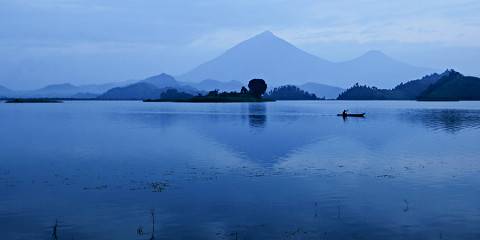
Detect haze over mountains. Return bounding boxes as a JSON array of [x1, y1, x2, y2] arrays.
[[179, 31, 434, 88], [98, 74, 202, 100], [1, 31, 440, 99], [0, 80, 136, 98]]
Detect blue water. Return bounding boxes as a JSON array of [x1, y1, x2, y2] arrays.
[[1, 101, 480, 239]]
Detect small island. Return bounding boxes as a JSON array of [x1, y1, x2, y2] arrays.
[[144, 79, 274, 103], [5, 98, 63, 103]]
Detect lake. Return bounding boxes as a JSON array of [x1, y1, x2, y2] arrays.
[[1, 101, 480, 240]]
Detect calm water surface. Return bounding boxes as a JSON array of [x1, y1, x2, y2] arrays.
[[1, 101, 480, 239]]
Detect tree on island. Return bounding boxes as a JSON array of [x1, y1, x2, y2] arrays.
[[248, 79, 267, 98], [160, 89, 194, 99], [240, 86, 248, 94], [207, 89, 220, 96]]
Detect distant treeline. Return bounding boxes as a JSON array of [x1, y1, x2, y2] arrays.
[[265, 85, 322, 100]]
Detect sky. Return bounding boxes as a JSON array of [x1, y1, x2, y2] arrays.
[[1, 0, 479, 89]]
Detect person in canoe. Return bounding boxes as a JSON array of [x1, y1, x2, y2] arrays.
[[338, 110, 365, 117]]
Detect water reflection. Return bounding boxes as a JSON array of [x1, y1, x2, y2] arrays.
[[248, 103, 267, 128], [402, 109, 480, 133], [115, 103, 332, 165], [2, 101, 480, 239]]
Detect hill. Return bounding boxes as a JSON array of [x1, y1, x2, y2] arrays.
[[418, 71, 480, 101], [142, 73, 179, 88], [97, 83, 165, 100], [179, 31, 433, 88], [337, 84, 391, 100], [337, 71, 448, 100], [337, 70, 480, 101], [389, 72, 445, 99]]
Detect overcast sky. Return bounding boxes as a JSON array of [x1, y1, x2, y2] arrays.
[[1, 0, 479, 89]]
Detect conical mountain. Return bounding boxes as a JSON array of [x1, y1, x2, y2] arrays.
[[179, 31, 334, 86]]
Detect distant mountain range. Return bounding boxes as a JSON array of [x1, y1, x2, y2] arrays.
[[97, 74, 204, 100], [4, 69, 478, 101], [0, 80, 136, 98], [338, 70, 480, 101], [4, 31, 471, 101], [1, 74, 248, 99], [96, 73, 344, 100], [179, 31, 434, 88]]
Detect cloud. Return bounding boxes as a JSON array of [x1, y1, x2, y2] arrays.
[[278, 17, 480, 47], [7, 0, 115, 12], [274, 0, 480, 47], [2, 0, 478, 47], [0, 40, 167, 57]]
